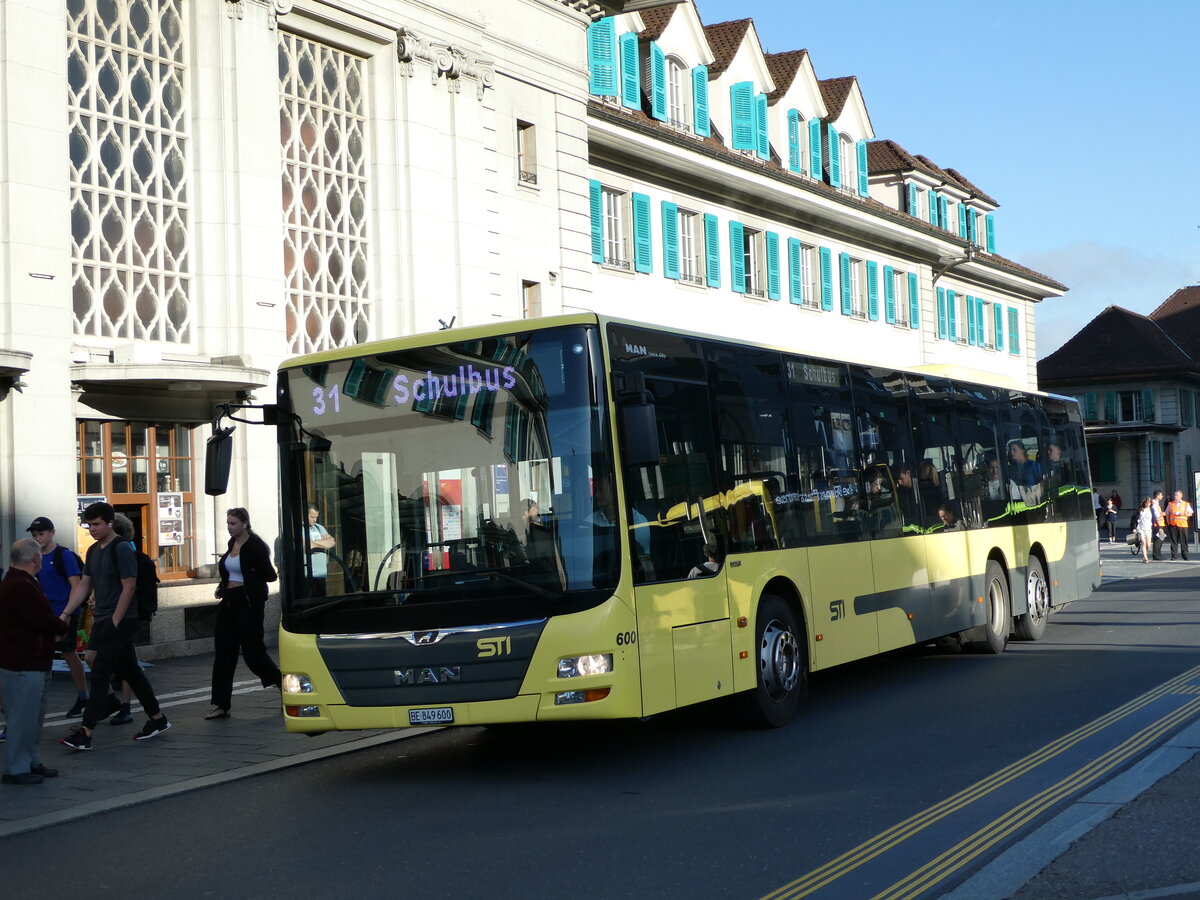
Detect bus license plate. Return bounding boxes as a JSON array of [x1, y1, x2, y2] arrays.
[[409, 707, 454, 725]]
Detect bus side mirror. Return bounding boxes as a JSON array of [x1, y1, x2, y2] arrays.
[[621, 403, 660, 467], [205, 426, 235, 496]]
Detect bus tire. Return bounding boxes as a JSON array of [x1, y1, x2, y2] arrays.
[[1014, 557, 1049, 641], [969, 560, 1010, 654], [738, 593, 805, 728]]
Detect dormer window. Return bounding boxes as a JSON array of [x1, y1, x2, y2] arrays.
[[839, 135, 855, 193], [665, 56, 689, 131]]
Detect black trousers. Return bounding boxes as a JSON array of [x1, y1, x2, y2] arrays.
[[210, 587, 281, 709], [1152, 529, 1165, 560], [1168, 524, 1190, 559], [81, 618, 161, 730]]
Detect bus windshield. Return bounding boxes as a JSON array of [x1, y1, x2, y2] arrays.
[[278, 324, 618, 632]]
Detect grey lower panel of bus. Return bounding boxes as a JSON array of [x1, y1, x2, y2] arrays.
[[855, 577, 984, 644], [316, 619, 546, 706]]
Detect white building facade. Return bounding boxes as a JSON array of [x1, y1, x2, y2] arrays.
[[0, 0, 1064, 644]]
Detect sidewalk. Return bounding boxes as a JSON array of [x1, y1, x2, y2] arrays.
[[949, 535, 1200, 900], [0, 651, 424, 838]]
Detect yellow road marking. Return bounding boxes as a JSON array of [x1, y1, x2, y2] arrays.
[[761, 662, 1200, 900]]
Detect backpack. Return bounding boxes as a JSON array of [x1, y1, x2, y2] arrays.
[[49, 544, 84, 581], [134, 549, 160, 620]]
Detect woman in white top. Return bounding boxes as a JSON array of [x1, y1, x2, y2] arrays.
[[1135, 498, 1154, 564]]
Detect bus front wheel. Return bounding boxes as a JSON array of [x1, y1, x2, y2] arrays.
[[738, 593, 805, 728], [969, 560, 1010, 654], [1014, 557, 1049, 641]]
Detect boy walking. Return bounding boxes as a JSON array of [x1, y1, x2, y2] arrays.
[[59, 502, 169, 752], [26, 517, 89, 715]]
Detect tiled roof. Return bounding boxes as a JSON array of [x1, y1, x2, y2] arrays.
[[587, 99, 1066, 293], [944, 167, 998, 206], [866, 140, 944, 181], [702, 19, 751, 76], [1150, 285, 1200, 360], [1038, 306, 1198, 385], [818, 76, 856, 119], [637, 5, 675, 42], [765, 50, 808, 102]]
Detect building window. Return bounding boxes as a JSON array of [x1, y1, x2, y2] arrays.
[[802, 244, 819, 309], [665, 57, 689, 131], [1149, 439, 1164, 482], [68, 0, 192, 343], [516, 120, 537, 185], [678, 210, 702, 284], [956, 293, 970, 344], [76, 420, 196, 579], [848, 257, 865, 317], [280, 32, 371, 355], [522, 280, 541, 318], [893, 269, 909, 326], [601, 187, 629, 269], [742, 227, 763, 298], [839, 135, 855, 194], [1118, 391, 1144, 422]]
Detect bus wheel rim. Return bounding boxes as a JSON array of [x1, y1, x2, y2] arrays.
[[1027, 568, 1049, 622], [988, 577, 1007, 634], [760, 619, 800, 700]]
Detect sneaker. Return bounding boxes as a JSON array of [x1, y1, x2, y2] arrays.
[[0, 728, 6, 743], [133, 715, 170, 741], [60, 727, 92, 751], [66, 698, 88, 718], [109, 705, 133, 726]]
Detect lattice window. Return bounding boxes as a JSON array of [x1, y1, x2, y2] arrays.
[[67, 0, 191, 343], [279, 33, 370, 355]]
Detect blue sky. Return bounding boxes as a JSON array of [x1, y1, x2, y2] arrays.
[[693, 0, 1200, 358]]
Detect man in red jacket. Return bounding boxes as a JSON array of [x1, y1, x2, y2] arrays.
[[0, 538, 68, 785]]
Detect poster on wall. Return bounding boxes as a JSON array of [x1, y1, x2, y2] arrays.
[[77, 495, 107, 527], [158, 492, 184, 546]]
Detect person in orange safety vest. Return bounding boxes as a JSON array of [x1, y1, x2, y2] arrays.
[[1166, 490, 1194, 561]]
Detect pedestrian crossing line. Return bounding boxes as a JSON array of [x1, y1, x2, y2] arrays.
[[759, 661, 1200, 900], [872, 695, 1200, 900]]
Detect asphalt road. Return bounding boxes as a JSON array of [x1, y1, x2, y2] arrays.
[[5, 570, 1200, 900]]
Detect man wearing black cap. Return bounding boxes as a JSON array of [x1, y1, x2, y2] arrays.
[[26, 518, 89, 715]]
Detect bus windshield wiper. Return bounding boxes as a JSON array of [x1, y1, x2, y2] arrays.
[[462, 567, 564, 602], [292, 590, 407, 621]]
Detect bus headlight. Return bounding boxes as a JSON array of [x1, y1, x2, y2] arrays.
[[557, 653, 613, 678], [282, 673, 314, 694]]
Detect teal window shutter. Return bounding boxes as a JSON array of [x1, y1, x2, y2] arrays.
[[1083, 393, 1097, 421], [788, 237, 802, 304], [632, 192, 652, 273], [730, 82, 754, 150], [866, 260, 879, 320], [827, 125, 841, 188], [808, 118, 823, 179], [929, 191, 940, 227], [985, 214, 996, 253], [938, 195, 949, 231], [819, 247, 833, 310], [649, 42, 666, 121], [766, 231, 780, 300], [839, 252, 852, 314], [908, 272, 919, 327], [692, 66, 710, 137], [936, 287, 947, 339], [977, 297, 986, 345], [588, 179, 604, 263], [947, 289, 957, 340], [993, 302, 1003, 350], [906, 182, 918, 217], [787, 110, 801, 172], [661, 201, 679, 280], [754, 93, 769, 160], [856, 139, 869, 197], [586, 18, 617, 96], [966, 295, 976, 345], [883, 265, 896, 324], [729, 221, 745, 293], [957, 204, 968, 238], [619, 32, 640, 109], [1103, 391, 1118, 422], [704, 213, 720, 287], [1007, 306, 1020, 354], [1141, 389, 1156, 422]]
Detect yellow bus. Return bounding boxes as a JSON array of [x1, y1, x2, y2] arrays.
[[210, 314, 1099, 731]]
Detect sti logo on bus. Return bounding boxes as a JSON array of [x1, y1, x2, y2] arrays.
[[394, 666, 462, 685], [476, 636, 512, 657]]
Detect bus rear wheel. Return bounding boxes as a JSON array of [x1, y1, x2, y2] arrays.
[[969, 560, 1010, 654], [1014, 557, 1049, 641], [738, 593, 805, 728]]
